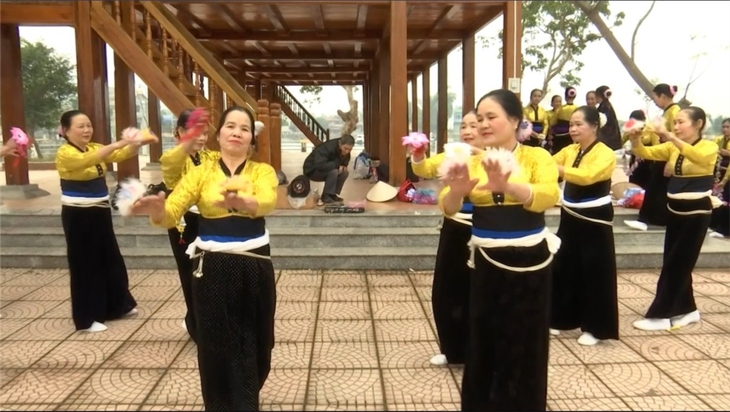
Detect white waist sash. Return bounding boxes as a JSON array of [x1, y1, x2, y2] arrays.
[[561, 195, 613, 226], [467, 227, 561, 273], [186, 230, 272, 278], [445, 212, 473, 227], [666, 190, 722, 215], [61, 195, 110, 208]]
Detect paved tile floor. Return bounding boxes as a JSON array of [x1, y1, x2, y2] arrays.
[[1, 268, 729, 411]]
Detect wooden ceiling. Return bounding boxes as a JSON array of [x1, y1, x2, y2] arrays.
[[161, 1, 505, 86]]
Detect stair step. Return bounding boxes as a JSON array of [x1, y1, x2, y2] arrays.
[[1, 240, 728, 270]]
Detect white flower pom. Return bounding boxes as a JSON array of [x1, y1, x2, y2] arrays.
[[437, 142, 472, 178], [254, 120, 265, 137], [115, 178, 148, 217], [598, 112, 608, 128], [482, 147, 520, 176]]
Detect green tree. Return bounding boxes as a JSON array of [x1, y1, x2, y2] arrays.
[[20, 39, 76, 158], [298, 85, 360, 137], [413, 90, 456, 135], [479, 1, 624, 100]]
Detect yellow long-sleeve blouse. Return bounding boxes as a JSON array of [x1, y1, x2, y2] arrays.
[[632, 139, 717, 177], [550, 104, 579, 126], [662, 103, 681, 131], [553, 141, 616, 186], [715, 135, 730, 152], [523, 105, 549, 134], [55, 142, 135, 180], [154, 159, 278, 229], [438, 145, 560, 214], [622, 126, 660, 146], [411, 152, 445, 179], [159, 144, 220, 191]]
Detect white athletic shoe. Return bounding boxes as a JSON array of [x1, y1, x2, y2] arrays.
[[549, 328, 561, 336], [632, 317, 671, 331], [80, 321, 108, 333], [671, 310, 701, 327], [577, 332, 600, 346], [124, 308, 138, 316], [181, 319, 188, 331], [624, 220, 648, 231], [429, 354, 448, 366]]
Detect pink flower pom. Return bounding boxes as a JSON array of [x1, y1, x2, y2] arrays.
[[567, 88, 576, 98], [401, 132, 429, 149], [517, 120, 533, 142], [9, 127, 29, 159]]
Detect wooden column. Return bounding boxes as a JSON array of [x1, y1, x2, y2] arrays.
[[147, 90, 162, 163], [502, 1, 523, 99], [75, 1, 110, 146], [254, 80, 263, 100], [410, 76, 418, 132], [269, 103, 282, 171], [422, 68, 431, 155], [437, 56, 448, 152], [114, 1, 139, 180], [1, 24, 29, 185], [255, 100, 271, 165], [378, 46, 390, 162], [370, 66, 381, 158], [389, 1, 408, 185], [363, 81, 370, 153], [462, 34, 476, 111]]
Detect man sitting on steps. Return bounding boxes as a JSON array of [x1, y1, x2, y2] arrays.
[[303, 134, 354, 205]]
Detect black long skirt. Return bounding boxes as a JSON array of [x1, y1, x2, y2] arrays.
[[61, 205, 137, 330], [645, 198, 711, 319], [710, 202, 729, 236], [551, 204, 619, 340], [638, 162, 669, 226], [628, 156, 653, 189], [432, 217, 472, 364], [193, 246, 276, 411], [167, 211, 200, 342], [461, 241, 551, 411]]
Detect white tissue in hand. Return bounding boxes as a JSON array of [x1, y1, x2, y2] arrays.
[[482, 148, 519, 175], [622, 119, 645, 133], [115, 178, 147, 217], [438, 142, 472, 178]]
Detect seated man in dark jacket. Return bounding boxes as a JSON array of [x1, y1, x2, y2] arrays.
[[303, 134, 355, 204]]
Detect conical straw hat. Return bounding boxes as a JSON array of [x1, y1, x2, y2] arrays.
[[366, 181, 398, 202]]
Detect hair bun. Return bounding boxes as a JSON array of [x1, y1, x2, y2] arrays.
[[671, 85, 678, 96], [605, 90, 612, 98]]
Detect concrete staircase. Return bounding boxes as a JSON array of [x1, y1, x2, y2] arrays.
[[1, 209, 728, 270]]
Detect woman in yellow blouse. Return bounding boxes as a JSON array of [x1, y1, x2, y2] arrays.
[[550, 106, 619, 346], [714, 118, 730, 200], [628, 106, 717, 331], [622, 110, 660, 187], [131, 106, 277, 411], [55, 110, 153, 333], [625, 83, 680, 231], [545, 95, 562, 152], [441, 90, 560, 411], [159, 110, 218, 340], [549, 87, 579, 154], [522, 89, 549, 148], [409, 110, 483, 366]]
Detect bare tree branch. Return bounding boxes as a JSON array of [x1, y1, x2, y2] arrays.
[[589, 1, 605, 15], [630, 0, 656, 62]]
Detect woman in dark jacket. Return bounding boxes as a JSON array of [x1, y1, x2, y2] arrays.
[[595, 86, 622, 151]]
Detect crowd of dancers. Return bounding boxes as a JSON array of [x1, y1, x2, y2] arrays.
[[1, 79, 727, 411]]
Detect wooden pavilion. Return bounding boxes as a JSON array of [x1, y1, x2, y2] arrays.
[[0, 1, 522, 193]]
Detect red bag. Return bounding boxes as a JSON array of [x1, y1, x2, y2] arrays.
[[397, 179, 417, 202], [625, 192, 644, 209]]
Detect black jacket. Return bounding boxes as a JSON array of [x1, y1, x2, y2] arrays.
[[597, 101, 622, 151], [303, 138, 350, 176]]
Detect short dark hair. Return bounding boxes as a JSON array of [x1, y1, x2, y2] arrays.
[[339, 134, 355, 146], [653, 83, 678, 98], [629, 110, 646, 121], [59, 110, 86, 139], [478, 89, 523, 126], [217, 105, 257, 146], [574, 105, 601, 128], [682, 106, 707, 136]]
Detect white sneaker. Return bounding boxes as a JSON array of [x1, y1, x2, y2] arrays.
[[624, 220, 648, 231], [124, 308, 138, 316], [549, 328, 561, 336], [709, 231, 725, 239], [671, 310, 701, 327], [633, 318, 671, 331], [80, 321, 108, 333], [429, 354, 448, 366], [577, 332, 600, 346], [181, 319, 188, 331]]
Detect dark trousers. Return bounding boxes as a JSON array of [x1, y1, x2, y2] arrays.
[[307, 168, 348, 197], [167, 211, 200, 343]]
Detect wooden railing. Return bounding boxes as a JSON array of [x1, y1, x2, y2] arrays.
[[273, 84, 330, 143]]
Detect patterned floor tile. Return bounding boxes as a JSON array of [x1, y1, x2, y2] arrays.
[[366, 273, 411, 287], [0, 285, 41, 300], [320, 287, 369, 302], [55, 404, 140, 411], [102, 341, 187, 368], [142, 405, 205, 411], [318, 301, 371, 320], [548, 339, 582, 365], [0, 300, 64, 319], [547, 365, 614, 400], [64, 369, 163, 404], [20, 286, 71, 301], [382, 369, 460, 404], [0, 268, 29, 282], [619, 272, 659, 284], [692, 282, 730, 297], [275, 302, 318, 320], [322, 273, 366, 287], [371, 300, 426, 320], [698, 395, 730, 410], [694, 296, 730, 314], [276, 318, 316, 342], [0, 318, 32, 340], [145, 369, 202, 406], [374, 319, 436, 342], [271, 342, 313, 369], [677, 334, 730, 359], [277, 286, 321, 302], [261, 403, 305, 411], [702, 313, 730, 332], [695, 270, 730, 283], [0, 404, 61, 411], [311, 342, 378, 369], [260, 368, 309, 404], [67, 319, 146, 342], [305, 404, 382, 411], [128, 286, 178, 301], [128, 319, 190, 341], [33, 341, 123, 369], [666, 318, 725, 335], [150, 300, 189, 319], [617, 302, 640, 316], [415, 286, 432, 301], [589, 362, 687, 397], [3, 272, 64, 286], [409, 273, 434, 287], [655, 360, 730, 394], [0, 368, 24, 388], [622, 336, 709, 361], [548, 398, 631, 411], [622, 395, 713, 411], [0, 340, 58, 369], [277, 273, 323, 287], [135, 272, 181, 287], [3, 318, 75, 341], [378, 341, 440, 369], [616, 283, 655, 299], [38, 300, 71, 319], [369, 286, 419, 302], [315, 319, 373, 342], [0, 369, 93, 404], [620, 297, 655, 315], [561, 338, 644, 364], [307, 369, 382, 406], [169, 341, 198, 369], [128, 300, 165, 319]]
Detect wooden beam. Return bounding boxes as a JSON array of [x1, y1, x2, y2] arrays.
[[410, 76, 419, 133], [422, 68, 431, 142], [311, 5, 326, 34], [234, 67, 369, 74], [115, 1, 140, 180], [215, 4, 246, 33], [164, 1, 504, 4], [502, 1, 522, 98], [462, 34, 475, 111], [196, 29, 464, 42], [165, 4, 210, 36], [355, 5, 369, 35], [219, 40, 241, 57], [251, 41, 271, 57], [148, 90, 162, 163], [222, 50, 441, 61], [262, 4, 289, 35], [378, 46, 390, 162], [412, 5, 459, 56], [389, 1, 408, 185], [382, 4, 416, 40], [248, 73, 368, 82], [467, 5, 506, 34], [437, 56, 448, 153], [1, 24, 30, 185], [0, 3, 74, 25]]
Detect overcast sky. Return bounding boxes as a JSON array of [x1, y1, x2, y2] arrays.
[[19, 1, 730, 122]]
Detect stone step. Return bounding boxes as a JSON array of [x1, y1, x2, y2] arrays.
[[0, 225, 697, 248], [2, 240, 729, 270]]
